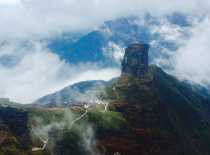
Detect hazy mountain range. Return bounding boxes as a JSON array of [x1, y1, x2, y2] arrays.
[[48, 13, 189, 68]]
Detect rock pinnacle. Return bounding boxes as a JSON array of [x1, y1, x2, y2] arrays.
[[121, 41, 149, 79]]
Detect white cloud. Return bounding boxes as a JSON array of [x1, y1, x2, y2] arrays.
[[0, 41, 120, 103], [172, 18, 210, 85], [0, 0, 19, 4], [1, 0, 210, 103], [150, 21, 189, 45], [151, 16, 210, 87], [102, 42, 125, 64], [0, 0, 209, 41]]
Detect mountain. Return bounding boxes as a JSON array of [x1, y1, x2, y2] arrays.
[[35, 78, 116, 104], [48, 16, 150, 67], [1, 41, 210, 155], [101, 41, 210, 155], [105, 64, 210, 154], [48, 13, 190, 67], [38, 41, 210, 154]]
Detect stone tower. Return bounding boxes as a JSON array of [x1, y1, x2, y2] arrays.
[[121, 41, 149, 79]]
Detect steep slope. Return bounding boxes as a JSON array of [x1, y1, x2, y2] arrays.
[[105, 65, 210, 155], [104, 41, 210, 155]]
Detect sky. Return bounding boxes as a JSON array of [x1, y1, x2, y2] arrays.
[[0, 0, 210, 103]]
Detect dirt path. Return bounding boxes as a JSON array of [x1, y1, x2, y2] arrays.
[[106, 83, 131, 110], [33, 82, 130, 151], [32, 109, 88, 151]]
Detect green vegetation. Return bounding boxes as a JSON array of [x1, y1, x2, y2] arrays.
[[1, 99, 126, 155], [104, 64, 210, 155], [39, 109, 126, 155], [0, 99, 24, 108], [0, 131, 50, 155], [24, 106, 78, 125], [86, 111, 126, 139], [1, 64, 210, 154], [105, 82, 117, 100]]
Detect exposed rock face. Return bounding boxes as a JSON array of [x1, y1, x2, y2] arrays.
[[121, 41, 149, 79], [0, 104, 29, 136]]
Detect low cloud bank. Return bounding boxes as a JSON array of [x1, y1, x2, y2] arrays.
[[0, 41, 120, 103], [1, 0, 210, 103], [102, 42, 125, 65], [150, 16, 210, 88]]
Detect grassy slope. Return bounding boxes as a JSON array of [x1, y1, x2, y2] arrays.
[[0, 99, 126, 155], [37, 109, 126, 155], [2, 64, 210, 154], [149, 65, 210, 155], [106, 64, 210, 155]]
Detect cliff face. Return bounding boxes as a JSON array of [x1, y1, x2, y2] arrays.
[[0, 104, 29, 136], [121, 41, 149, 79]]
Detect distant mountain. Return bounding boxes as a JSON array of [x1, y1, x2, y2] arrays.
[[35, 78, 116, 104], [48, 13, 190, 68], [48, 17, 150, 67]]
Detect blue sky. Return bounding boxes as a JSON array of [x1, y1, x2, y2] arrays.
[[0, 0, 210, 103]]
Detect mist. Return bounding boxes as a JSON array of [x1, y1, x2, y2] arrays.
[[1, 0, 210, 103], [30, 83, 108, 154]]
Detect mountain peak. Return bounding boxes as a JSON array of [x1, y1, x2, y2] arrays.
[[121, 41, 149, 79]]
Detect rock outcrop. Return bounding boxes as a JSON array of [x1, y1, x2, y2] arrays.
[[0, 104, 29, 136], [121, 41, 149, 79]]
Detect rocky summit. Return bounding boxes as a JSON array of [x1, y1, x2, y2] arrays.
[[121, 41, 149, 79]]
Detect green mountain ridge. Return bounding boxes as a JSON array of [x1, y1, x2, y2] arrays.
[[35, 78, 117, 104], [1, 40, 210, 155], [105, 64, 210, 155], [1, 64, 210, 154]]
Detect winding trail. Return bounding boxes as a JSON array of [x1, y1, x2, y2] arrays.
[[105, 83, 131, 110], [33, 83, 130, 151], [32, 109, 88, 151]]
